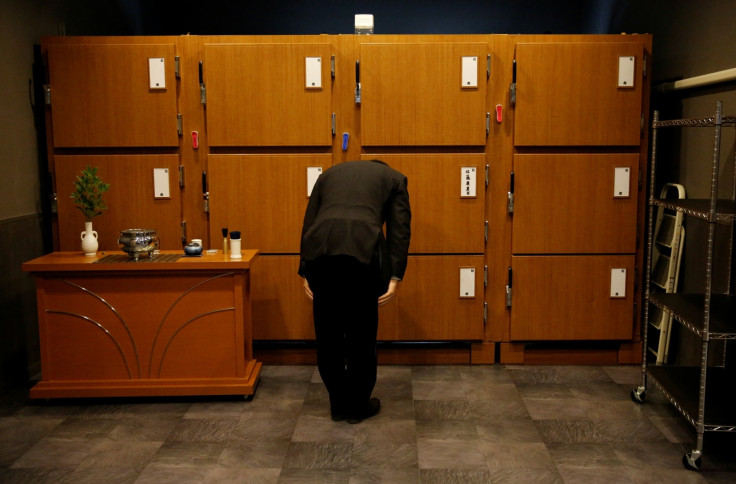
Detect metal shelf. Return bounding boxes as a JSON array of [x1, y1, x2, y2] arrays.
[[649, 293, 736, 340], [635, 101, 736, 471], [652, 115, 736, 128], [648, 366, 736, 432], [651, 198, 736, 224]]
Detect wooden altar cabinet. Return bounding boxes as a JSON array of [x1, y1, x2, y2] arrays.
[[22, 250, 261, 399]]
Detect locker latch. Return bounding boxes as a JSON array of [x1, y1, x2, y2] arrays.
[[505, 267, 513, 308], [355, 60, 361, 104], [507, 171, 514, 214], [199, 61, 206, 105], [509, 59, 517, 105], [202, 171, 209, 213]]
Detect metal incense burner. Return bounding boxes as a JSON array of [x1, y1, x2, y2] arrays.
[[118, 228, 159, 261]]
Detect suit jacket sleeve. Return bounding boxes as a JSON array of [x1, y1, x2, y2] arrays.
[[298, 176, 322, 277], [386, 175, 411, 280]]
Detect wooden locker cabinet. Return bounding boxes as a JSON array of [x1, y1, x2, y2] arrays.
[[47, 43, 179, 147], [55, 155, 182, 251], [513, 42, 645, 146], [207, 154, 332, 253], [510, 255, 635, 341], [512, 153, 639, 254], [204, 43, 333, 147], [360, 42, 489, 146], [363, 154, 486, 254]]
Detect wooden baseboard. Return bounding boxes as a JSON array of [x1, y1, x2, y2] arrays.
[[617, 342, 643, 364], [500, 342, 636, 365], [254, 343, 474, 365]]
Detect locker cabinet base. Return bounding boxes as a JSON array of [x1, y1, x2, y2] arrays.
[[255, 342, 480, 365], [499, 342, 641, 365]]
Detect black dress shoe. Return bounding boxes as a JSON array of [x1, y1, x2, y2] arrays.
[[331, 410, 347, 422], [347, 398, 380, 424]]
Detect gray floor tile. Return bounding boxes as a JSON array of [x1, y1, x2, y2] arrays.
[[534, 419, 604, 444], [479, 441, 557, 470], [282, 442, 352, 470], [419, 468, 493, 484], [416, 440, 486, 469], [291, 415, 356, 442], [277, 468, 351, 483], [2, 363, 734, 482], [0, 467, 75, 484], [166, 418, 237, 442], [353, 419, 416, 444], [416, 420, 478, 442], [148, 441, 226, 466], [75, 439, 162, 471], [546, 442, 622, 469], [10, 437, 103, 469], [413, 400, 472, 421], [218, 439, 291, 468], [349, 466, 420, 484], [350, 442, 418, 468], [476, 418, 544, 443], [205, 466, 281, 484]]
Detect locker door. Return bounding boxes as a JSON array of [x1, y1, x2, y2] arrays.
[[360, 43, 488, 146], [55, 155, 182, 251], [510, 255, 635, 341], [514, 42, 644, 146], [252, 256, 314, 340], [378, 256, 485, 341], [512, 154, 639, 254], [362, 154, 486, 254], [208, 154, 332, 253], [47, 43, 179, 147], [204, 43, 333, 147]]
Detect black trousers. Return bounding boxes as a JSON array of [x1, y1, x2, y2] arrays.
[[305, 255, 383, 414]]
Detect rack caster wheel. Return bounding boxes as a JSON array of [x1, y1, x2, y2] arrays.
[[630, 387, 645, 404], [683, 452, 702, 471]]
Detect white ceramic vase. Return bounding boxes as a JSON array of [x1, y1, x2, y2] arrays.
[[81, 221, 99, 256]]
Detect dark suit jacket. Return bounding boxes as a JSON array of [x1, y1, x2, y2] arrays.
[[299, 160, 411, 288]]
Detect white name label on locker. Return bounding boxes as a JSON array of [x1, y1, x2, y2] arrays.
[[461, 56, 478, 88], [148, 58, 166, 89], [305, 57, 322, 89], [618, 56, 635, 88], [613, 167, 631, 198], [307, 167, 322, 197], [461, 167, 477, 198], [610, 268, 627, 298], [153, 168, 170, 198], [460, 267, 476, 298]]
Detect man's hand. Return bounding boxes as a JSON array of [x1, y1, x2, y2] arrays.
[[302, 277, 314, 301], [378, 279, 399, 306]]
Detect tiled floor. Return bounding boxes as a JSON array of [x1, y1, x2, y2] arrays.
[[1, 364, 735, 483]]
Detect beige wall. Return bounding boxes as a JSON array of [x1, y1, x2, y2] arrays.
[[0, 0, 58, 220]]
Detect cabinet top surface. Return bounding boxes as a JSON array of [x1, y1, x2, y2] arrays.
[[22, 250, 259, 273]]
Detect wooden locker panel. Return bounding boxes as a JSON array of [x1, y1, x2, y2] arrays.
[[208, 154, 332, 253], [252, 256, 315, 340], [55, 155, 182, 251], [362, 154, 486, 254], [204, 43, 333, 146], [360, 43, 488, 146], [47, 43, 179, 147], [512, 153, 639, 254], [510, 255, 635, 341], [514, 42, 644, 146], [378, 256, 485, 341]]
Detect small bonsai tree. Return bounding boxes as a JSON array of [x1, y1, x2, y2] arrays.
[[71, 165, 111, 222]]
